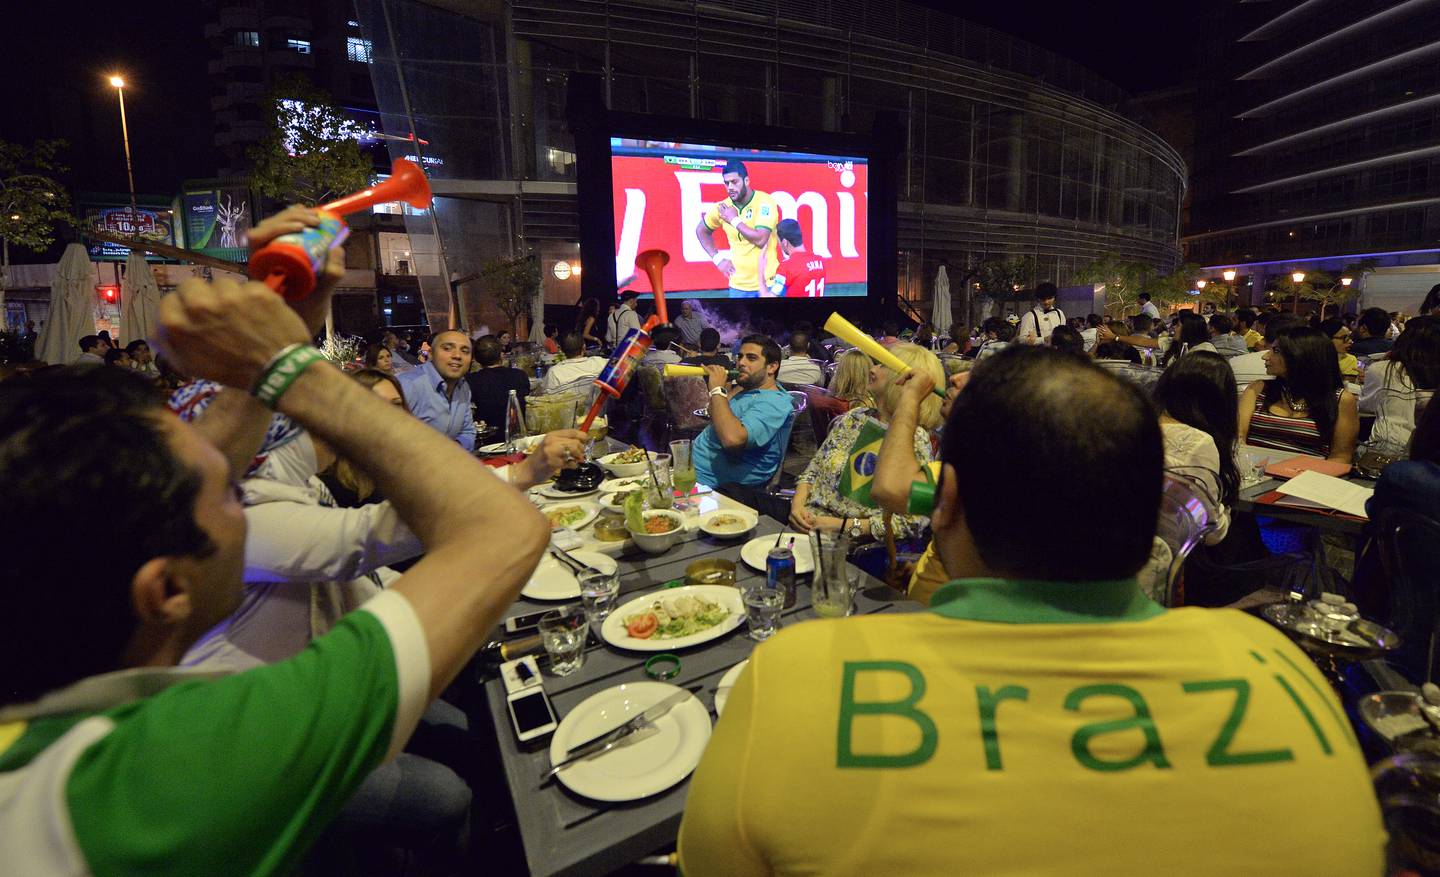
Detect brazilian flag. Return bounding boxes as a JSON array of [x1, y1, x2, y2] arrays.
[[838, 417, 888, 508]]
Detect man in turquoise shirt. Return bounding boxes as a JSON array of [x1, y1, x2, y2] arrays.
[[694, 334, 793, 490]]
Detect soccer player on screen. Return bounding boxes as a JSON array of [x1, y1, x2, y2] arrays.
[[769, 218, 827, 298], [695, 160, 781, 298]]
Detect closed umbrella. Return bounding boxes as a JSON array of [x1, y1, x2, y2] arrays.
[[119, 252, 162, 346], [932, 264, 953, 338], [528, 288, 545, 344], [35, 243, 96, 365]]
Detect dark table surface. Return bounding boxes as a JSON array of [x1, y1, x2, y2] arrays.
[[1233, 475, 1373, 537], [483, 515, 920, 877]]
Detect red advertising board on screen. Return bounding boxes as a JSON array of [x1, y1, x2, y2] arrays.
[[611, 143, 868, 298]]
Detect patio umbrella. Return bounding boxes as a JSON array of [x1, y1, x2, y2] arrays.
[[932, 264, 953, 338], [119, 252, 162, 346], [528, 288, 545, 344], [35, 243, 96, 365]]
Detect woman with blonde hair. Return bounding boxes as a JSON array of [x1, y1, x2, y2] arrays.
[[827, 348, 874, 408], [791, 343, 943, 540]]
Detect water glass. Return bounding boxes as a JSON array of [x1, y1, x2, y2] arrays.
[[578, 567, 620, 625], [743, 587, 785, 641], [539, 605, 589, 676]]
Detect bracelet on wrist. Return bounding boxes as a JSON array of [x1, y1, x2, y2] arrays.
[[252, 343, 326, 409], [710, 251, 725, 267]]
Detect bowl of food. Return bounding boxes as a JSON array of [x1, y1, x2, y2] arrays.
[[626, 509, 685, 554], [598, 447, 667, 478], [699, 509, 758, 540]]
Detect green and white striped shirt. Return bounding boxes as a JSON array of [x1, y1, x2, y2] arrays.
[[0, 589, 429, 877]]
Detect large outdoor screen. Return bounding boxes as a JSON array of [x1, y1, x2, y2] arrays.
[[610, 138, 868, 299]]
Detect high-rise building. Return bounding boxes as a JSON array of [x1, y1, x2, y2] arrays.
[[349, 0, 1187, 329], [1187, 0, 1440, 300]]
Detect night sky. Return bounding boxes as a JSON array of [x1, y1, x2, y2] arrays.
[[2, 1, 1200, 200]]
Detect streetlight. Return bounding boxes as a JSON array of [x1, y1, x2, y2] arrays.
[[1222, 269, 1236, 283], [1292, 272, 1306, 283], [108, 74, 137, 214], [1340, 277, 1353, 287], [1196, 279, 1207, 290]]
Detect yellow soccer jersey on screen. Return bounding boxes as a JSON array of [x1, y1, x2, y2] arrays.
[[705, 190, 781, 293]]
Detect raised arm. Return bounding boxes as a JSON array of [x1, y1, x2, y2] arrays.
[[157, 279, 549, 702], [872, 372, 933, 514], [703, 365, 749, 450]]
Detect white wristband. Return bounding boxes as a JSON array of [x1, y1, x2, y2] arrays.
[[728, 215, 745, 228], [709, 386, 728, 398], [711, 252, 725, 267]]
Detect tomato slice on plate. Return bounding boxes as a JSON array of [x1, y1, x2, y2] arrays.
[[626, 612, 658, 639]]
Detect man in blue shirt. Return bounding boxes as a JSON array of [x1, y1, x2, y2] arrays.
[[694, 334, 793, 492], [398, 330, 476, 450]]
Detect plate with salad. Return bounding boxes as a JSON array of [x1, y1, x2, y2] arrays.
[[600, 585, 745, 651]]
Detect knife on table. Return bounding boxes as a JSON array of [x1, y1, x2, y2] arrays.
[[543, 689, 693, 780]]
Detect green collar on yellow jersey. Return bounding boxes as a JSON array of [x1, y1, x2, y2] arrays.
[[929, 577, 1165, 625]]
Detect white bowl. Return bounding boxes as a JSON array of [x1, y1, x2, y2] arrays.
[[599, 450, 669, 479], [699, 509, 758, 540], [627, 509, 686, 554]]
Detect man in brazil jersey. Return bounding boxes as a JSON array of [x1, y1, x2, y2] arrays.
[[769, 218, 827, 297], [695, 159, 781, 298]]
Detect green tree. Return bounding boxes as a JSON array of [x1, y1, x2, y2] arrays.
[[1150, 263, 1203, 309], [248, 77, 371, 205], [974, 255, 1035, 303], [483, 254, 541, 337], [1075, 253, 1154, 318], [0, 139, 73, 303]]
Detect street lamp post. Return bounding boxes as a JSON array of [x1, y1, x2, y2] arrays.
[[1291, 272, 1306, 314], [108, 75, 137, 214], [1222, 269, 1237, 310]]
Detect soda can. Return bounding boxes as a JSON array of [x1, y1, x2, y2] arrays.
[[766, 544, 797, 609]]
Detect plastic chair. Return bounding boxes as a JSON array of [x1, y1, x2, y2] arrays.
[[1144, 474, 1218, 607], [802, 384, 849, 444], [1376, 506, 1440, 682]]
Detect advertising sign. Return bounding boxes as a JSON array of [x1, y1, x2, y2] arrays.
[[83, 206, 176, 261], [182, 187, 252, 261]]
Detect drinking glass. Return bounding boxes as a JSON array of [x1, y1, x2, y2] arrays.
[[669, 440, 696, 510], [539, 605, 589, 676], [578, 567, 620, 625], [646, 459, 674, 510], [813, 566, 858, 618], [743, 587, 785, 641]]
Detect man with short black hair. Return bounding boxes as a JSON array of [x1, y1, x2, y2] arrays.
[[1208, 314, 1248, 358], [467, 334, 531, 432], [1016, 283, 1065, 345], [684, 328, 733, 369], [777, 331, 824, 385], [0, 246, 549, 874], [1352, 307, 1395, 357], [104, 347, 133, 369], [1235, 308, 1262, 351], [770, 218, 826, 298], [679, 346, 1385, 876], [1138, 291, 1161, 320], [693, 334, 792, 490], [694, 160, 780, 298], [77, 335, 107, 364], [126, 339, 158, 376], [397, 330, 476, 449], [543, 332, 607, 390], [643, 326, 683, 367]]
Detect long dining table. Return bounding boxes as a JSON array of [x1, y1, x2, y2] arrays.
[[481, 512, 921, 877]]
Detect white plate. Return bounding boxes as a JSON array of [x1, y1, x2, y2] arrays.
[[521, 551, 616, 600], [601, 585, 746, 651], [478, 435, 544, 454], [548, 682, 711, 802], [537, 483, 601, 499], [699, 509, 758, 539], [739, 533, 815, 575], [539, 501, 600, 531], [598, 476, 655, 494], [714, 659, 750, 718]]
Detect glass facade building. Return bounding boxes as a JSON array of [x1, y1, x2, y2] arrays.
[[353, 0, 1185, 326], [1187, 0, 1440, 281]]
